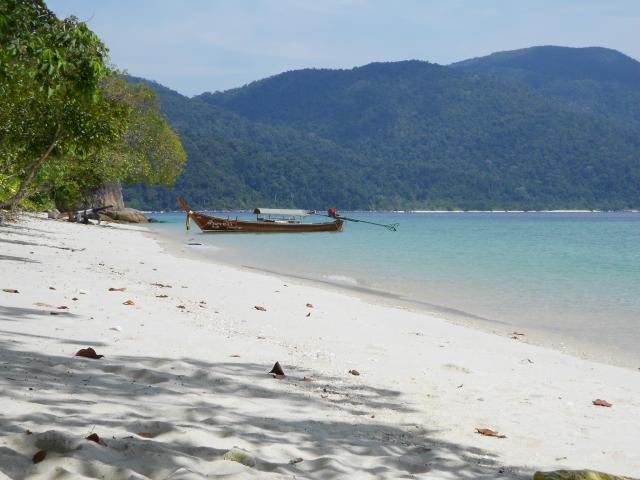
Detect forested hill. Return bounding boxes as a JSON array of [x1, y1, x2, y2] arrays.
[[451, 46, 640, 85], [450, 46, 640, 128], [124, 47, 640, 211], [124, 79, 377, 210]]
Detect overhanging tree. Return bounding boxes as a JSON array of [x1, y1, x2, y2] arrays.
[[50, 77, 187, 210], [101, 76, 186, 186], [0, 0, 129, 209]]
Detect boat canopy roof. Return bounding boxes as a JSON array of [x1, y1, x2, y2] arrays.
[[254, 208, 313, 217]]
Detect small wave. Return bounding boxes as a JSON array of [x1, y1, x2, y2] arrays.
[[322, 274, 361, 287], [186, 242, 220, 251]]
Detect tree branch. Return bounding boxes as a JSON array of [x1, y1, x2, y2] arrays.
[[0, 125, 61, 210]]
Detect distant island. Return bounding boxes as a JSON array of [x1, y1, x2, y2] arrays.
[[125, 46, 640, 211]]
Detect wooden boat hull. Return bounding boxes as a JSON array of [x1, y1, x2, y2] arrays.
[[178, 197, 343, 233]]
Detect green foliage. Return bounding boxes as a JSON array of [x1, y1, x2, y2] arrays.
[[49, 77, 187, 209], [101, 77, 186, 185], [0, 0, 127, 208], [125, 53, 640, 211], [0, 1, 185, 210]]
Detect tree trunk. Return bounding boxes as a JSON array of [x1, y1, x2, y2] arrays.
[[0, 126, 61, 210], [91, 181, 149, 223], [92, 182, 125, 210]]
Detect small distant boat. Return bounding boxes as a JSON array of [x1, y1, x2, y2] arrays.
[[178, 196, 343, 233]]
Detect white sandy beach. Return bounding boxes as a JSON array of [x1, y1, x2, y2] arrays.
[[0, 214, 639, 479]]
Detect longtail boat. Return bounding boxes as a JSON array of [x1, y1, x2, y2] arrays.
[[178, 196, 343, 233]]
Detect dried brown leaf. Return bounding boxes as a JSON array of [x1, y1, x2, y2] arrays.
[[306, 312, 311, 317], [289, 457, 304, 464], [254, 305, 267, 311], [108, 287, 126, 292], [57, 305, 68, 310], [137, 432, 155, 438], [306, 303, 314, 308], [349, 369, 360, 376], [2, 288, 19, 293], [75, 347, 104, 359], [48, 286, 56, 290], [86, 433, 101, 444], [269, 361, 285, 376], [475, 428, 506, 438], [155, 294, 168, 298], [593, 399, 612, 407], [122, 299, 135, 306], [32, 450, 46, 463]]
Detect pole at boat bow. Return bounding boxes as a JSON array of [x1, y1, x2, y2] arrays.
[[320, 209, 398, 231]]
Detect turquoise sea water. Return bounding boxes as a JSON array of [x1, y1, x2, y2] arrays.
[[150, 211, 640, 364]]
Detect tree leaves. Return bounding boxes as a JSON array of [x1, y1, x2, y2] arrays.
[[99, 76, 186, 187], [0, 2, 184, 210], [0, 1, 126, 209]]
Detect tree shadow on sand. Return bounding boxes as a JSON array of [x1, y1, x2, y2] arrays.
[[0, 334, 531, 479], [0, 237, 83, 252], [0, 254, 41, 264]]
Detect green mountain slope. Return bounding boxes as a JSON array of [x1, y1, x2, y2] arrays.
[[124, 80, 379, 210], [125, 50, 640, 211], [451, 46, 640, 128], [451, 46, 640, 85]]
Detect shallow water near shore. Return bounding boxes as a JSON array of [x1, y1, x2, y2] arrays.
[[149, 211, 640, 365]]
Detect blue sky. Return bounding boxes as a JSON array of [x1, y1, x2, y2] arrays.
[[49, 0, 640, 96]]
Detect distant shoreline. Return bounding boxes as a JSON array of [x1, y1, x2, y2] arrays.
[[142, 208, 640, 214]]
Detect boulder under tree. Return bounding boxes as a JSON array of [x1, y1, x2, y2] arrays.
[[92, 182, 148, 223]]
